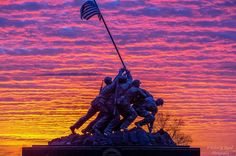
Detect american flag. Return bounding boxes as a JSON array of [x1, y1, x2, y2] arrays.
[[80, 0, 102, 20]]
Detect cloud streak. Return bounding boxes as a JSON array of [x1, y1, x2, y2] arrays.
[[0, 1, 236, 155]]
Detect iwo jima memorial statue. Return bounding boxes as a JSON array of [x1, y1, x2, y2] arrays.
[[22, 0, 200, 156]]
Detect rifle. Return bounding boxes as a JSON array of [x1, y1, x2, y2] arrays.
[[99, 80, 104, 94]]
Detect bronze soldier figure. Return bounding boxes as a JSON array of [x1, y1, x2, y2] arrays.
[[70, 68, 125, 134], [104, 75, 147, 135], [132, 81, 164, 133]]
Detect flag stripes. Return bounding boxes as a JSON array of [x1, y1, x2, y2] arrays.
[[80, 0, 102, 20]]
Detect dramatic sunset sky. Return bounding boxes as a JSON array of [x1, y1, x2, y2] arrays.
[[0, 0, 236, 156]]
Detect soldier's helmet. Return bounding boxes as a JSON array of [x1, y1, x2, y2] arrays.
[[132, 80, 141, 88], [156, 98, 164, 106], [118, 76, 127, 83], [104, 77, 112, 85]]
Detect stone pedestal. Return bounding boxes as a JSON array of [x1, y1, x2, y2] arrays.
[[22, 145, 200, 156]]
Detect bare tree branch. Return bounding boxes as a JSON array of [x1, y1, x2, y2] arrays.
[[154, 112, 192, 146]]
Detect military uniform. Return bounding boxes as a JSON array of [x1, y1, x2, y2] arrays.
[[117, 86, 147, 129], [91, 93, 116, 133], [70, 95, 107, 132], [133, 89, 157, 132], [70, 69, 124, 134], [104, 73, 147, 135]]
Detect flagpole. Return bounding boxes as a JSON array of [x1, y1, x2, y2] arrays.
[[93, 0, 127, 69]]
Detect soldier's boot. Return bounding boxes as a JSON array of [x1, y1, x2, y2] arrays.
[[81, 129, 88, 134], [70, 116, 90, 134], [81, 121, 96, 135], [70, 126, 76, 134], [70, 117, 86, 132]]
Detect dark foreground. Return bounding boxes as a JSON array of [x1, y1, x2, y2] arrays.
[[22, 145, 200, 156], [48, 128, 177, 146], [23, 128, 200, 156]]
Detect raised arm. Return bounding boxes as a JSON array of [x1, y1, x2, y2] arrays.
[[113, 68, 125, 83], [103, 68, 125, 93], [126, 69, 133, 83]]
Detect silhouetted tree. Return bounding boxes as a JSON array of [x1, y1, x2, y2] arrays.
[[154, 112, 192, 146]]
